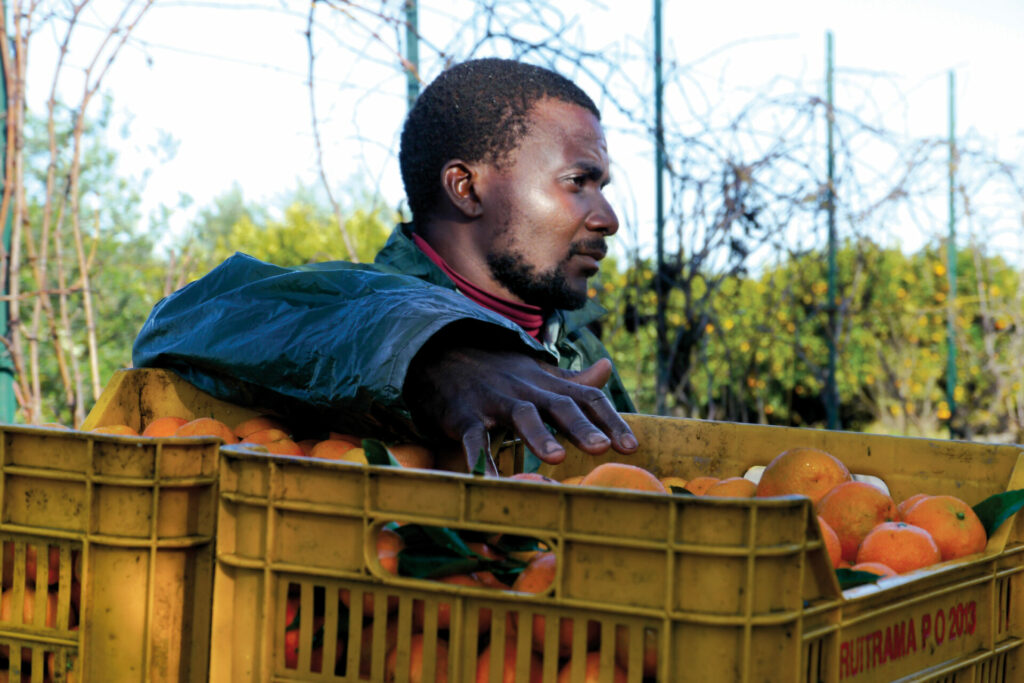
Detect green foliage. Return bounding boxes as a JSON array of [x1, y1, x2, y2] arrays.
[[595, 237, 1024, 438]]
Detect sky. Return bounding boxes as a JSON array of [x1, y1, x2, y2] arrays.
[[28, 0, 1024, 257]]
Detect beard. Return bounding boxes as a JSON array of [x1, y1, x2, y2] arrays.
[[486, 239, 605, 310]]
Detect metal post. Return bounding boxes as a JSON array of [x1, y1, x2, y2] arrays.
[[824, 31, 840, 430], [405, 0, 419, 110], [654, 0, 668, 414], [946, 70, 958, 437], [0, 0, 14, 423]]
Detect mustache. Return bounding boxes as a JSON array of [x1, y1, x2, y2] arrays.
[[567, 238, 608, 259]]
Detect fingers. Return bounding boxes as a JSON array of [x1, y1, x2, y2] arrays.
[[461, 422, 499, 477]]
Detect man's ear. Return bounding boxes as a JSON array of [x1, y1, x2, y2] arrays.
[[441, 160, 484, 219]]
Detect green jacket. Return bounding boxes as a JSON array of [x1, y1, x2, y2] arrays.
[[133, 224, 634, 440]]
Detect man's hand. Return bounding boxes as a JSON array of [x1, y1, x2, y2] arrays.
[[403, 339, 638, 476]]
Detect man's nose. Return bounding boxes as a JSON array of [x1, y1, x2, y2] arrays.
[[586, 193, 619, 235]]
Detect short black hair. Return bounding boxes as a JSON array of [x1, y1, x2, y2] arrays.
[[399, 58, 600, 223]]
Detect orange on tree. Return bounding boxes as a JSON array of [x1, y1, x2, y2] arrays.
[[557, 652, 628, 683], [902, 494, 987, 561], [683, 476, 720, 496], [475, 637, 544, 683], [816, 481, 898, 563], [174, 417, 238, 443], [896, 492, 931, 520], [384, 633, 449, 683], [755, 447, 851, 505], [817, 516, 842, 569], [856, 521, 941, 574], [580, 462, 666, 493], [141, 416, 188, 437], [705, 476, 757, 497], [850, 561, 897, 578]]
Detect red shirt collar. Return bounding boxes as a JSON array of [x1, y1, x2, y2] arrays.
[[413, 233, 546, 340]]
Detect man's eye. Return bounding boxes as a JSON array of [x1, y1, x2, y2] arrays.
[[569, 176, 586, 187]]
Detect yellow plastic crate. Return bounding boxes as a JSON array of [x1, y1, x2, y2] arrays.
[[0, 368, 250, 682], [207, 414, 1024, 682]]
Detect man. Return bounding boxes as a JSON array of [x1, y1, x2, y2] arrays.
[[133, 58, 638, 473]]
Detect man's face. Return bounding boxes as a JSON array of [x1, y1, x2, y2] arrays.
[[479, 98, 619, 310]]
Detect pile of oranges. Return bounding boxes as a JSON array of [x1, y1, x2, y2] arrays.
[[69, 414, 435, 469], [753, 447, 987, 577]]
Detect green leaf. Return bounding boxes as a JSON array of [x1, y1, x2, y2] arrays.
[[362, 439, 401, 467], [972, 489, 1024, 537], [472, 447, 490, 476], [836, 568, 885, 589]]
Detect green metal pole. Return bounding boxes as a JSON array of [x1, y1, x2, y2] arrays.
[[405, 0, 419, 110], [654, 0, 667, 415], [0, 0, 14, 423], [824, 31, 840, 430], [946, 70, 958, 437]]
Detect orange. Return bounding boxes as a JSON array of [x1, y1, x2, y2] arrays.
[[263, 439, 305, 456], [856, 521, 941, 574], [358, 621, 399, 679], [310, 440, 355, 460], [705, 476, 757, 497], [242, 428, 292, 445], [580, 463, 667, 493], [755, 447, 851, 504], [850, 561, 897, 578], [902, 495, 987, 561], [412, 573, 490, 632], [0, 587, 58, 662], [614, 625, 658, 678], [385, 634, 449, 683], [896, 493, 931, 520], [296, 439, 318, 456], [2, 542, 61, 588], [817, 516, 842, 569], [341, 528, 402, 615], [510, 552, 593, 657], [329, 432, 363, 446], [475, 638, 543, 683], [511, 552, 555, 595], [90, 424, 139, 436], [37, 422, 71, 430], [660, 475, 689, 491], [141, 416, 188, 437], [388, 443, 435, 469], [561, 475, 585, 485], [683, 476, 720, 496], [233, 415, 288, 440], [816, 481, 898, 563], [557, 652, 628, 683], [174, 417, 238, 443]]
